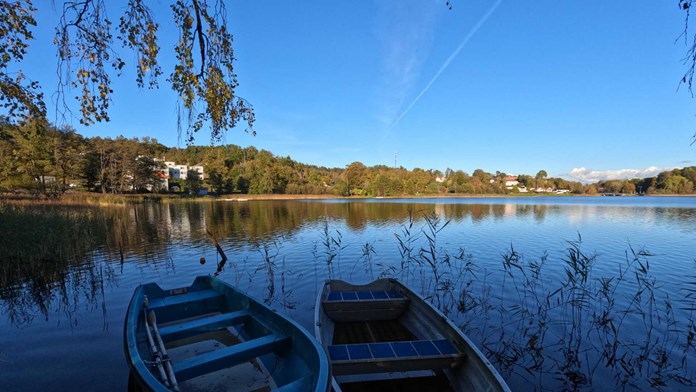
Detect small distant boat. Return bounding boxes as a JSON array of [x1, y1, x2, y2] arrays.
[[125, 276, 330, 392], [314, 278, 510, 392]]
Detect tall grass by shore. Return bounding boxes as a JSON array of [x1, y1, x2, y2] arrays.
[[0, 203, 105, 264], [0, 191, 340, 206], [5, 191, 692, 208], [0, 191, 167, 205]]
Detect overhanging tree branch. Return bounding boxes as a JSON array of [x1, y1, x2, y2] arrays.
[[0, 1, 45, 118], [191, 0, 207, 77], [2, 0, 254, 143]]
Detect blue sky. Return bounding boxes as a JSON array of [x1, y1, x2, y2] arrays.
[[13, 0, 696, 182]]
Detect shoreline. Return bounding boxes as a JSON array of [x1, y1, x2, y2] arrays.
[[2, 191, 695, 206]]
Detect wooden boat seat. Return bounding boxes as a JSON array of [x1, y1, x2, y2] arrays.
[[326, 290, 405, 301], [147, 289, 223, 309], [172, 332, 292, 382], [158, 309, 251, 342], [274, 374, 313, 392], [322, 291, 411, 322], [327, 339, 463, 375]]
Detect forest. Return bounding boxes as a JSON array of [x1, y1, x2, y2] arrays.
[[1, 118, 694, 197]]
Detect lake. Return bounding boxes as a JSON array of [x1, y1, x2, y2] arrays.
[[1, 196, 695, 391]]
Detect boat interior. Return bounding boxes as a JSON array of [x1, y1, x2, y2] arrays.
[[134, 283, 315, 392]]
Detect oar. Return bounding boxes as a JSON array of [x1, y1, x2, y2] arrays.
[[143, 308, 169, 387], [148, 310, 180, 392]]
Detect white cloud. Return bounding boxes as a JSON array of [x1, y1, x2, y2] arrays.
[[374, 1, 440, 127], [567, 166, 674, 183], [386, 0, 504, 131]]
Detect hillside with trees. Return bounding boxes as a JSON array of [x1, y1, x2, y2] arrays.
[[1, 118, 695, 198]]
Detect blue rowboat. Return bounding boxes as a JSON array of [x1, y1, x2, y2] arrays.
[[314, 278, 511, 392], [124, 276, 330, 392]]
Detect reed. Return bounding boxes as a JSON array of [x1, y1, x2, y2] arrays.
[[386, 212, 695, 390], [249, 238, 297, 311], [279, 256, 296, 311], [683, 261, 696, 369], [317, 220, 346, 279], [0, 204, 103, 265], [462, 238, 694, 390], [394, 208, 419, 280], [354, 240, 376, 280], [255, 240, 280, 305], [0, 204, 115, 327], [0, 192, 165, 205]]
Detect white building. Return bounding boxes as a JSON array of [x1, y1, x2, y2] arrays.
[[534, 187, 554, 193], [504, 176, 529, 192], [189, 164, 205, 179], [169, 164, 187, 180], [160, 159, 205, 181], [504, 176, 519, 189]]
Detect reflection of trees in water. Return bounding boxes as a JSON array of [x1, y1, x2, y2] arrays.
[[4, 200, 691, 328], [0, 255, 115, 329], [0, 204, 171, 327], [3, 200, 696, 389], [200, 201, 696, 245], [0, 201, 343, 326], [202, 201, 555, 236], [220, 208, 696, 390], [200, 202, 696, 390]]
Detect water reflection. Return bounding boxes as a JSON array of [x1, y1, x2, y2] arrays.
[[3, 200, 696, 327], [1, 198, 696, 391]]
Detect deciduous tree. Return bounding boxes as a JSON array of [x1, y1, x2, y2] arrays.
[[535, 169, 547, 190], [184, 168, 202, 195], [8, 117, 54, 194], [0, 1, 45, 119], [53, 126, 85, 192], [2, 0, 254, 142]]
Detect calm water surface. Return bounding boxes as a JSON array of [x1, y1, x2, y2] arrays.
[[1, 196, 695, 391]]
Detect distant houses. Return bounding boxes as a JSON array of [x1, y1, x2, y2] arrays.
[[504, 175, 568, 194], [503, 176, 523, 192], [154, 160, 206, 193], [504, 176, 528, 193], [163, 161, 205, 180]]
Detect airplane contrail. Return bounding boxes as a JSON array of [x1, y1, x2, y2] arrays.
[[388, 0, 504, 131]]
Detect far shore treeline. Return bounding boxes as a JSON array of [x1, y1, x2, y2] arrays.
[[1, 118, 695, 198]]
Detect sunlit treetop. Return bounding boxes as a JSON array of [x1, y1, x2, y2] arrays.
[[0, 0, 44, 120], [1, 0, 255, 143]]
